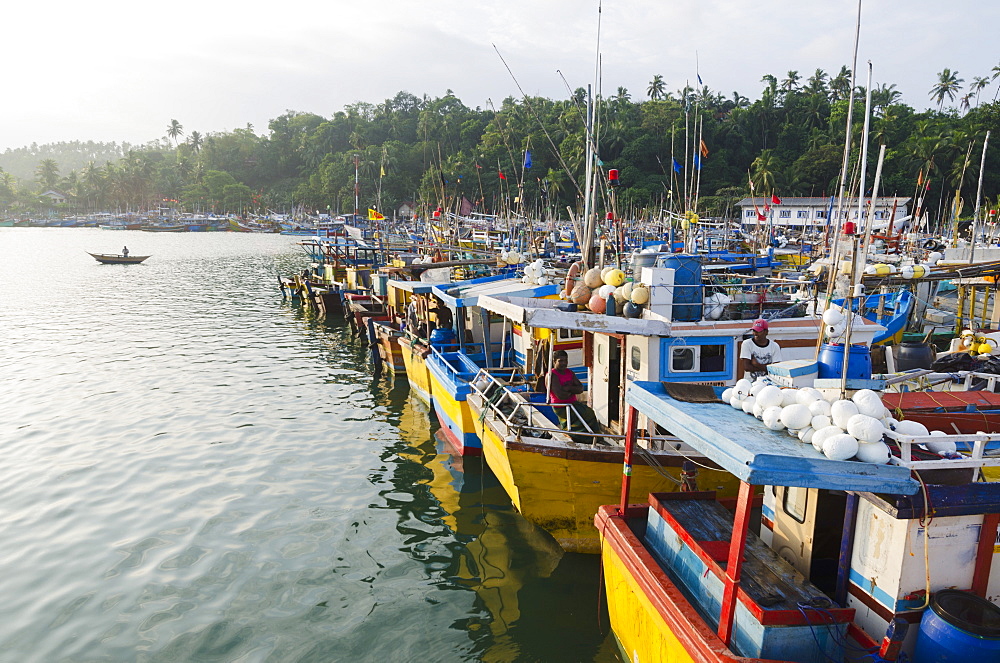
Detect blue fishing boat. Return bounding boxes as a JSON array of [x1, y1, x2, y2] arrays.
[[834, 289, 913, 345]]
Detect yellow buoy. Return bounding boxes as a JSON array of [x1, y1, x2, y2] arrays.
[[604, 269, 626, 287], [631, 285, 650, 305]]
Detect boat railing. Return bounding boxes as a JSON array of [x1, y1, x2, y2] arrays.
[[884, 427, 1000, 471], [469, 368, 682, 449]]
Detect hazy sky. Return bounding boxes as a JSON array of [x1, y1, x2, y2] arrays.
[[3, 0, 996, 152]]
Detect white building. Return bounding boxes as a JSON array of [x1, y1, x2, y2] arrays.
[[736, 196, 910, 231]]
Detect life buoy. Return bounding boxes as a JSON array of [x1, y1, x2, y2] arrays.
[[564, 260, 582, 297]]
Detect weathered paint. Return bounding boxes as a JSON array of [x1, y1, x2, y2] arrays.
[[625, 381, 918, 495]]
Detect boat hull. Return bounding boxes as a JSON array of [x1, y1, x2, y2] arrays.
[[399, 335, 433, 405], [471, 395, 739, 553], [426, 363, 481, 455], [88, 252, 149, 264], [596, 506, 746, 663]]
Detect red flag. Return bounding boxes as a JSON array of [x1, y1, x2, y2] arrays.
[[700, 139, 709, 158], [764, 203, 771, 213], [756, 212, 767, 221], [498, 171, 506, 180], [771, 194, 782, 205]]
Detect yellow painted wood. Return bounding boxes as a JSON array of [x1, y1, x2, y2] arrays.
[[399, 339, 432, 404], [475, 407, 740, 554], [601, 532, 700, 663]]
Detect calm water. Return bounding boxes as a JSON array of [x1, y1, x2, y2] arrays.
[[0, 229, 620, 663]]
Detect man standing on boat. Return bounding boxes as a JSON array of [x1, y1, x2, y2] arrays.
[[548, 349, 600, 441], [740, 319, 782, 380], [122, 246, 129, 257]]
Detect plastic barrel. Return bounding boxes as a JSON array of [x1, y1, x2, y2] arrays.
[[429, 327, 458, 351], [630, 251, 663, 280], [817, 343, 872, 379], [893, 342, 937, 372], [913, 590, 1000, 662], [656, 254, 703, 322]]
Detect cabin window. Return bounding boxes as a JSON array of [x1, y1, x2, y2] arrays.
[[745, 210, 755, 218], [797, 211, 809, 219], [671, 347, 696, 371], [597, 343, 606, 365], [816, 210, 827, 219], [631, 346, 641, 370], [671, 345, 724, 372], [783, 486, 808, 524], [558, 328, 583, 340]]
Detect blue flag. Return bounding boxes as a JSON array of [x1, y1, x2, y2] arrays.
[[694, 155, 701, 170], [523, 150, 532, 169], [672, 158, 682, 173], [697, 74, 703, 85]]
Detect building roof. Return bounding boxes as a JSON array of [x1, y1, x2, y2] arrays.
[[736, 196, 910, 207]]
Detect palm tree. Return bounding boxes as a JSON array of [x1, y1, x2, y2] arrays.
[[781, 70, 801, 95], [750, 149, 778, 195], [187, 131, 203, 153], [647, 74, 666, 101], [35, 159, 60, 191], [829, 66, 852, 101], [166, 119, 184, 147], [929, 69, 963, 112], [806, 69, 828, 95], [971, 76, 991, 107]]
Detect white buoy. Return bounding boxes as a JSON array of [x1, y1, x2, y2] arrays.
[[831, 400, 860, 429], [846, 414, 886, 443], [721, 388, 734, 403], [756, 385, 783, 409], [855, 441, 891, 464], [742, 396, 757, 414], [852, 390, 885, 418], [812, 425, 844, 452], [811, 415, 832, 430], [780, 404, 812, 430], [809, 400, 832, 417], [780, 389, 800, 408], [762, 406, 785, 430], [823, 433, 860, 461]]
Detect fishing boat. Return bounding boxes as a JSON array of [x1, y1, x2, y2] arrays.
[[596, 379, 1000, 662], [834, 289, 914, 345], [88, 252, 150, 264], [461, 258, 887, 553]]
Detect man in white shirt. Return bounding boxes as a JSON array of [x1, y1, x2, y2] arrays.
[[740, 318, 782, 379]]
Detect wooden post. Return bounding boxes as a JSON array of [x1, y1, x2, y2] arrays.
[[719, 480, 754, 646], [836, 493, 861, 607], [618, 405, 639, 514], [972, 513, 1000, 597], [956, 285, 965, 336]]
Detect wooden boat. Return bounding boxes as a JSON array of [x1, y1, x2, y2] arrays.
[[597, 381, 1000, 662], [834, 289, 913, 345], [88, 252, 150, 264]]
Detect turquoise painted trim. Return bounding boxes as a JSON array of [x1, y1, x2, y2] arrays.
[[848, 568, 905, 612], [762, 503, 775, 520]]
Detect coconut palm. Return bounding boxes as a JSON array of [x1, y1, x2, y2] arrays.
[[971, 76, 991, 107], [806, 69, 828, 95], [188, 131, 203, 153], [647, 74, 666, 101], [35, 159, 60, 191], [829, 66, 852, 101], [750, 149, 778, 195], [781, 71, 801, 95], [166, 119, 184, 148], [929, 69, 963, 112]]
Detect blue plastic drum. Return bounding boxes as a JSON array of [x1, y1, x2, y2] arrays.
[[817, 343, 872, 379], [913, 590, 1000, 662]]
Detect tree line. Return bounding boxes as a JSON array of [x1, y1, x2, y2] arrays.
[[3, 64, 1000, 224]]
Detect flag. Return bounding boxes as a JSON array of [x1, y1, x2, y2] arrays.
[[917, 169, 924, 187], [771, 194, 782, 205], [498, 171, 506, 180], [697, 74, 703, 86], [368, 208, 385, 221], [694, 155, 701, 170], [672, 158, 682, 173], [380, 165, 385, 177], [459, 196, 474, 216], [474, 163, 482, 169], [757, 212, 767, 221], [764, 204, 771, 213], [700, 140, 709, 158], [523, 150, 532, 169]]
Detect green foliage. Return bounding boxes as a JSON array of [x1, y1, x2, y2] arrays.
[[3, 69, 1000, 221]]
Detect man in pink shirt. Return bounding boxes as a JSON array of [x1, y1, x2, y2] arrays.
[[548, 350, 600, 441]]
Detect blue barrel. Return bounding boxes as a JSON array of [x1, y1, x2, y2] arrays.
[[429, 327, 458, 351], [817, 343, 872, 379], [913, 590, 1000, 662], [657, 254, 703, 321]]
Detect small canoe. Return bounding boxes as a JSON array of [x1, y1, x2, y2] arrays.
[[88, 252, 150, 264]]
